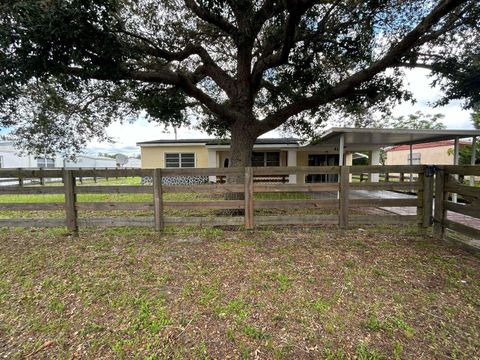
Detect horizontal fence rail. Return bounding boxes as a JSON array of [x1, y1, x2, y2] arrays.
[[0, 165, 477, 235]]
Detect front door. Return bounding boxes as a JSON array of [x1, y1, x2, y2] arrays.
[[306, 154, 339, 183]]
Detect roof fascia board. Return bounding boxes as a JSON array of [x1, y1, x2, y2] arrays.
[[206, 144, 299, 149], [138, 142, 208, 147]]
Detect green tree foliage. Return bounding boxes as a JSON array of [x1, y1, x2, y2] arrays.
[[457, 143, 479, 165], [98, 152, 125, 159], [447, 141, 479, 165], [0, 0, 479, 164], [386, 111, 446, 129], [471, 103, 480, 130]]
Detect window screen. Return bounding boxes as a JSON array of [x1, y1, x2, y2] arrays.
[[165, 153, 195, 168], [165, 153, 180, 168], [180, 153, 195, 168]]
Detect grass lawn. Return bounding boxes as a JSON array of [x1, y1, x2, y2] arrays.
[[0, 225, 479, 359]]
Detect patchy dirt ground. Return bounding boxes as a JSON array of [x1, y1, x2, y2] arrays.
[[0, 225, 479, 359]]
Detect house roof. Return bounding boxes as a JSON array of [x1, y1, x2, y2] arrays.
[[386, 140, 471, 152], [316, 127, 480, 151], [136, 128, 480, 152], [137, 138, 301, 146]]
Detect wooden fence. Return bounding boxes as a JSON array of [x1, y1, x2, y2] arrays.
[[434, 165, 480, 244], [0, 165, 435, 232]]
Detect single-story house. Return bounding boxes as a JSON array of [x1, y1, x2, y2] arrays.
[[137, 137, 356, 184], [137, 128, 480, 184]]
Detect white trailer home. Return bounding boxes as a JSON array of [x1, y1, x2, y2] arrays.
[[0, 141, 64, 168], [64, 155, 117, 168], [0, 142, 120, 169]]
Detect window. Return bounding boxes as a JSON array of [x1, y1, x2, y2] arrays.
[[266, 152, 280, 166], [0, 155, 3, 168], [251, 152, 280, 167], [36, 157, 55, 168], [407, 153, 421, 165], [165, 153, 195, 168], [252, 152, 265, 167]]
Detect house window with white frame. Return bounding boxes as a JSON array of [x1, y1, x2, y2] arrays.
[[165, 153, 196, 168], [407, 153, 421, 165], [36, 157, 55, 168], [252, 152, 280, 167]]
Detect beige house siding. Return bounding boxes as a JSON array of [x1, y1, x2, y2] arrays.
[[386, 145, 454, 165], [296, 151, 309, 167], [140, 145, 349, 182], [141, 145, 209, 168]]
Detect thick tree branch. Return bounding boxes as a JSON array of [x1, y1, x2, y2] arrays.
[[61, 65, 181, 85], [253, 0, 283, 27], [184, 0, 237, 36], [115, 32, 238, 99], [251, 7, 306, 88], [255, 0, 467, 136], [193, 46, 238, 98], [60, 65, 238, 125], [251, 0, 338, 92], [177, 73, 238, 124], [415, 2, 472, 44], [392, 62, 437, 71]]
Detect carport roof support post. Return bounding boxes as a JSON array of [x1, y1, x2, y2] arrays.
[[470, 136, 477, 186], [368, 150, 380, 182], [337, 134, 345, 199], [410, 144, 413, 182], [287, 149, 297, 184]]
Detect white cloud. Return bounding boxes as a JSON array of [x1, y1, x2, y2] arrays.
[[86, 119, 211, 155], [391, 68, 472, 129], [86, 68, 473, 154]]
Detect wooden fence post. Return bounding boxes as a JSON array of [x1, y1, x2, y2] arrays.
[[433, 166, 446, 239], [422, 167, 434, 228], [18, 167, 23, 187], [153, 168, 164, 231], [39, 167, 45, 185], [244, 166, 254, 229], [339, 166, 350, 229], [63, 169, 78, 234]]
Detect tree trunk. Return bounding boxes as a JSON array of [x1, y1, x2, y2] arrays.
[[224, 125, 256, 209], [229, 128, 255, 169]]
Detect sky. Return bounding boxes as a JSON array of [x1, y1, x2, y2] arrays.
[[74, 68, 475, 155]]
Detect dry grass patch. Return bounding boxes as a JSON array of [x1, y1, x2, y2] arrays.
[[0, 225, 479, 359]]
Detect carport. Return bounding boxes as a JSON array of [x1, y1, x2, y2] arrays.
[[311, 127, 480, 204], [318, 127, 480, 170]]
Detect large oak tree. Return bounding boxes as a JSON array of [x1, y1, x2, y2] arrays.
[[1, 0, 479, 167]]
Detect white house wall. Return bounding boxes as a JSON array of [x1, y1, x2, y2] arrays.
[[0, 150, 32, 168]]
